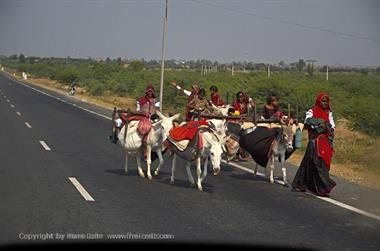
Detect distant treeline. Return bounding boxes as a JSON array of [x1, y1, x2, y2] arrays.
[[1, 55, 379, 135], [2, 54, 379, 73]]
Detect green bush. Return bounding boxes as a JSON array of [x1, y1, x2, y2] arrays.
[[87, 82, 105, 96]]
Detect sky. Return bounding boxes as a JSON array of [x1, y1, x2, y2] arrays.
[[0, 0, 379, 67]]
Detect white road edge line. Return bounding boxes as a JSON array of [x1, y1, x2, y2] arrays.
[[25, 122, 32, 128], [223, 159, 380, 222], [39, 140, 51, 151], [68, 177, 95, 202], [312, 193, 380, 221], [3, 72, 379, 221], [16, 111, 22, 116], [1, 72, 112, 121]]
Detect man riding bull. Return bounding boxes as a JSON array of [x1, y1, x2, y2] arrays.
[[262, 93, 284, 120], [136, 84, 160, 120], [110, 84, 160, 144]]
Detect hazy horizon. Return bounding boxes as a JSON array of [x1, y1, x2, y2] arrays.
[[1, 0, 380, 67]]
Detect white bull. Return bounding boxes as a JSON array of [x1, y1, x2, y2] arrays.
[[118, 111, 180, 180], [170, 119, 229, 191]]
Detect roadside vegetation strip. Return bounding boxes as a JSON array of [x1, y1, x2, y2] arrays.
[[226, 159, 380, 222], [39, 140, 51, 151], [68, 177, 95, 202]]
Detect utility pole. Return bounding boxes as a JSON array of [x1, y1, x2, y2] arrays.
[[159, 0, 168, 111], [306, 59, 316, 76], [326, 65, 329, 81], [244, 50, 248, 72], [267, 64, 271, 78], [231, 63, 234, 76]]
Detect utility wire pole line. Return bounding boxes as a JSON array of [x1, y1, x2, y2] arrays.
[[306, 59, 316, 76], [159, 0, 168, 111]]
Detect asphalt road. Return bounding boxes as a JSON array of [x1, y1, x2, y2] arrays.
[[0, 72, 379, 250]]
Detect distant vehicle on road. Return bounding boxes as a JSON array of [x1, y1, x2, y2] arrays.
[[69, 82, 76, 96]]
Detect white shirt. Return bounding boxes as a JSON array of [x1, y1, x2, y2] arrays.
[[136, 100, 160, 111], [305, 109, 335, 129], [115, 118, 123, 128], [176, 85, 191, 96]]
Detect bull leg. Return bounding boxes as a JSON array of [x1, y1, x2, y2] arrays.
[[136, 151, 145, 178], [201, 157, 208, 182], [153, 150, 164, 176], [185, 162, 196, 188], [280, 154, 288, 186], [269, 156, 275, 184], [124, 152, 129, 175], [170, 155, 177, 184], [254, 163, 258, 176], [196, 157, 203, 191], [146, 145, 152, 180]]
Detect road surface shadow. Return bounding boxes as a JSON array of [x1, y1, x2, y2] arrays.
[[158, 177, 215, 194], [105, 168, 138, 176]]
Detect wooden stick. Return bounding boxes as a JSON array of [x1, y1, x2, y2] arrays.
[[192, 113, 247, 120]]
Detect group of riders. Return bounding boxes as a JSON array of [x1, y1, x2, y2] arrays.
[[132, 80, 286, 122], [110, 81, 288, 160], [109, 81, 337, 197], [171, 80, 286, 122]]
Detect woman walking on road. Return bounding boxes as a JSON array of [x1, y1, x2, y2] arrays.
[[292, 93, 336, 197]]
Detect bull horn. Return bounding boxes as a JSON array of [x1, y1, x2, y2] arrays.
[[156, 110, 164, 119], [170, 113, 181, 122]]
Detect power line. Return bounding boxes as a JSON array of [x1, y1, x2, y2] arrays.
[[190, 0, 380, 44]]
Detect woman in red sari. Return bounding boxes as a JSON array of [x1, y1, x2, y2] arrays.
[[232, 91, 255, 116], [292, 93, 336, 197], [209, 85, 225, 107], [231, 91, 255, 160], [171, 81, 200, 121]]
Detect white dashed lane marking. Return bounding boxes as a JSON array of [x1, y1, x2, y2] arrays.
[[39, 140, 51, 151], [68, 177, 95, 202], [25, 122, 32, 128]]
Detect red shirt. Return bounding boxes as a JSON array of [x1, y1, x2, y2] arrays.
[[232, 101, 248, 115], [210, 93, 225, 106]]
